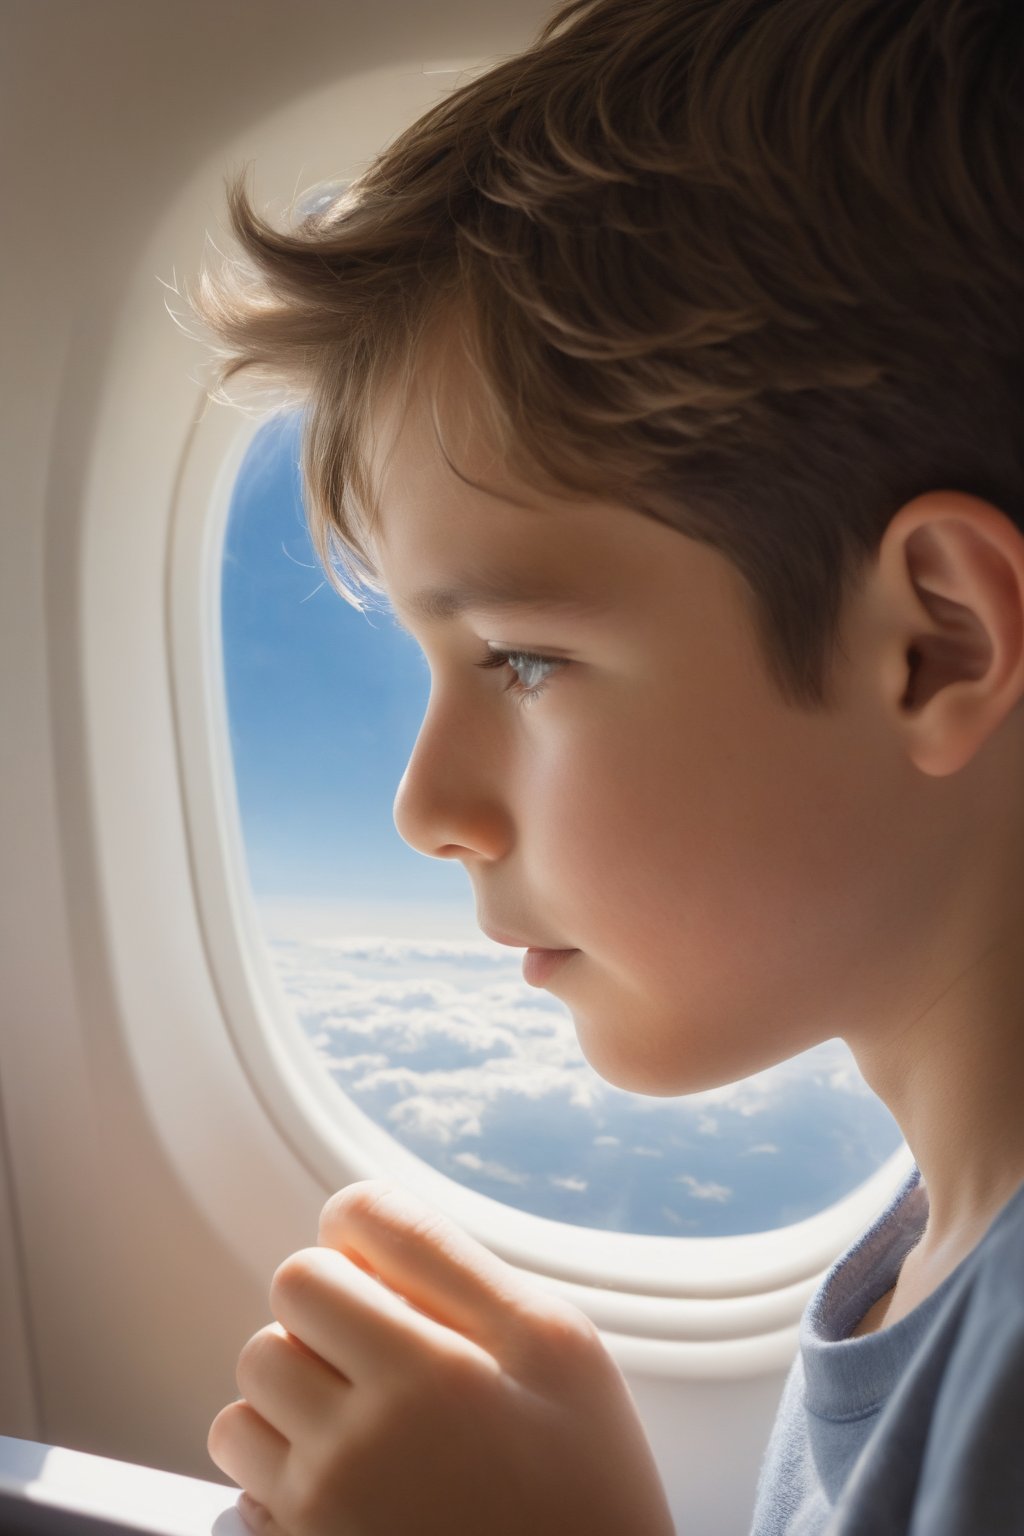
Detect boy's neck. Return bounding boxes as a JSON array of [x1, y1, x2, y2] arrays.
[[848, 908, 1024, 1268]]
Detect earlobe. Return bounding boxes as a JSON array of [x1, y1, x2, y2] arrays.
[[881, 491, 1024, 778]]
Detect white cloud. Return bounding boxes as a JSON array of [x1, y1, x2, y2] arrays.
[[307, 935, 512, 967], [388, 1093, 485, 1144], [320, 1051, 390, 1074], [673, 1174, 734, 1203], [453, 1152, 529, 1186], [827, 1064, 876, 1097]]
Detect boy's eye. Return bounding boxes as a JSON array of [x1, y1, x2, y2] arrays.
[[474, 648, 566, 705]]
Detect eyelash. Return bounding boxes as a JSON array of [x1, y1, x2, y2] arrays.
[[475, 648, 567, 705]]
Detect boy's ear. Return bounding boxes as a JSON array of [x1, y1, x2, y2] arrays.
[[877, 490, 1024, 778]]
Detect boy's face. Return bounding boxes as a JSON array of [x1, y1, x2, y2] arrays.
[[369, 362, 915, 1097]]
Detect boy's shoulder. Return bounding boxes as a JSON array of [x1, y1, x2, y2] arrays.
[[894, 1178, 1024, 1533], [820, 1176, 1024, 1534]]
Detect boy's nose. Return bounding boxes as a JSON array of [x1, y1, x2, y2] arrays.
[[391, 700, 513, 864]]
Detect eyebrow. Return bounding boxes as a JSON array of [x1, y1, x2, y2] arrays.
[[392, 577, 611, 628]]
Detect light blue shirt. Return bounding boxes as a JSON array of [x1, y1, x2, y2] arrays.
[[749, 1161, 1024, 1534]]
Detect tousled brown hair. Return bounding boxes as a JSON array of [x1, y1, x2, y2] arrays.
[[184, 0, 1024, 709]]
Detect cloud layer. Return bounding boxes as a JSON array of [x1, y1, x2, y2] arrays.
[[264, 931, 904, 1236]]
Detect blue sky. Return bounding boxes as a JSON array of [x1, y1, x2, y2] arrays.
[[221, 409, 468, 911]]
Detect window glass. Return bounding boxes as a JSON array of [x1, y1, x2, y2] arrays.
[[221, 411, 905, 1237]]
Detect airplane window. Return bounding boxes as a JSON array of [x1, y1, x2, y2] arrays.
[[220, 409, 906, 1238]]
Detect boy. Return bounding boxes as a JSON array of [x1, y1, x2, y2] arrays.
[[186, 0, 1024, 1530]]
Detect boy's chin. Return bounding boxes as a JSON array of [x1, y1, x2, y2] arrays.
[[571, 1012, 710, 1098], [572, 1004, 762, 1098]]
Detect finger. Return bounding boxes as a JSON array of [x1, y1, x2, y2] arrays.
[[237, 1492, 287, 1536], [207, 1399, 288, 1510], [317, 1179, 542, 1355], [270, 1244, 471, 1384], [235, 1322, 354, 1445]]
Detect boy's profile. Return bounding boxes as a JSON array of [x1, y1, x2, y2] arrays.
[[182, 0, 1024, 1530]]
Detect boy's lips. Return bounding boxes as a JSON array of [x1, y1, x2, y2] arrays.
[[521, 946, 578, 988], [479, 923, 580, 989]]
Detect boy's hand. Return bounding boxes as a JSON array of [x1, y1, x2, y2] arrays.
[[208, 1178, 675, 1536]]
